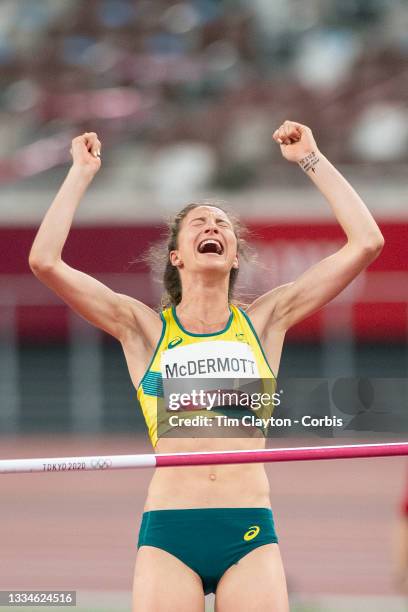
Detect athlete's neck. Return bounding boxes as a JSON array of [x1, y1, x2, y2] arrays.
[[176, 287, 231, 334]]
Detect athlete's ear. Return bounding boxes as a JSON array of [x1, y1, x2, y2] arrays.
[[169, 250, 182, 267], [232, 255, 239, 269]]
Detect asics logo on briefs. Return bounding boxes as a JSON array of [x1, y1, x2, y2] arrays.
[[168, 336, 183, 349], [243, 525, 260, 541]]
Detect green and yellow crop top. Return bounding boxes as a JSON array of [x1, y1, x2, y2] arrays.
[[136, 304, 277, 447]]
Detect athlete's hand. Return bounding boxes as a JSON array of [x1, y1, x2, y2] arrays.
[[273, 120, 319, 164], [70, 132, 102, 177]]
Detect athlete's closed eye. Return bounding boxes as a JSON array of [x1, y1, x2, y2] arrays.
[[190, 217, 206, 226], [189, 216, 231, 228], [216, 219, 231, 228]]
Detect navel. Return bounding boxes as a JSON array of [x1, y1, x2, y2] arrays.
[[209, 473, 216, 481]]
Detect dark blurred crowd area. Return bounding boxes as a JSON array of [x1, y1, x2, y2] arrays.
[[0, 0, 407, 188]]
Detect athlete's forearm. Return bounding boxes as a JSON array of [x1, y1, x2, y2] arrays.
[[300, 153, 384, 248], [29, 166, 94, 267]]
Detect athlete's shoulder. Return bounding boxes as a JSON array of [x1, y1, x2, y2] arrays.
[[160, 305, 174, 324], [230, 302, 254, 325], [229, 302, 247, 317], [160, 304, 172, 315]]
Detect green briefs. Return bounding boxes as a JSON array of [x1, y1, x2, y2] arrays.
[[137, 507, 278, 595]]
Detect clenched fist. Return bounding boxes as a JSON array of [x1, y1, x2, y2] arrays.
[[273, 121, 319, 165], [70, 132, 102, 177]]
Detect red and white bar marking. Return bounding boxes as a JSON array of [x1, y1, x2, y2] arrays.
[[0, 442, 408, 475]]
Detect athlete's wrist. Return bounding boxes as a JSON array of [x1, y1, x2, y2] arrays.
[[297, 150, 320, 174], [68, 164, 97, 184]]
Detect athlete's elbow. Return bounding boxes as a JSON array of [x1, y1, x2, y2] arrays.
[[28, 253, 59, 277], [351, 234, 385, 260], [362, 234, 385, 258]]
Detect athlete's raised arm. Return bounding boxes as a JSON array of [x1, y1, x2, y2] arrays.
[[248, 120, 385, 334], [29, 132, 158, 342]]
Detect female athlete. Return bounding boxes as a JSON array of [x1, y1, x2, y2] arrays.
[[29, 121, 384, 611]]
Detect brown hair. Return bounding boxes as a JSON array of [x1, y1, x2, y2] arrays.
[[144, 202, 254, 310]]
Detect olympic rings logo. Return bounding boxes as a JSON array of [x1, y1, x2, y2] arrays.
[[91, 458, 113, 470]]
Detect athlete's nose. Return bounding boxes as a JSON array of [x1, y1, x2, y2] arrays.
[[204, 221, 219, 234]]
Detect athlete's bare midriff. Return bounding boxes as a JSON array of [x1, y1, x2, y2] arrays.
[[144, 433, 272, 511]]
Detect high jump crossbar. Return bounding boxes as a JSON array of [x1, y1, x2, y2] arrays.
[[1, 442, 408, 475]]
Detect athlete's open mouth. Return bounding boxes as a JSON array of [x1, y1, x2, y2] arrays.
[[197, 239, 224, 255]]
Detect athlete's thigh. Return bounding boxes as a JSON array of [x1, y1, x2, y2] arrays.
[[132, 545, 205, 612], [215, 544, 289, 612]]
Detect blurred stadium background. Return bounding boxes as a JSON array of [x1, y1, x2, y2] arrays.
[[0, 0, 407, 610]]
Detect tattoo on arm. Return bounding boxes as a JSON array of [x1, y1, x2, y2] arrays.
[[299, 151, 320, 173]]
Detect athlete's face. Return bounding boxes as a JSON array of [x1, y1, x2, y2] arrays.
[[170, 206, 239, 275]]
